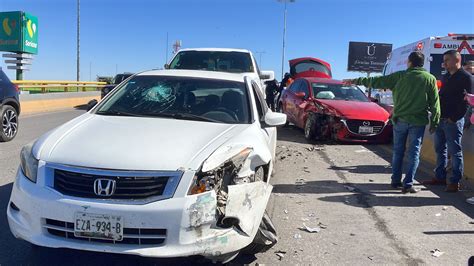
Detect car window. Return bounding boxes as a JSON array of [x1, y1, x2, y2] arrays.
[[289, 80, 301, 93], [311, 83, 369, 102], [252, 81, 267, 121], [169, 51, 254, 73], [96, 75, 251, 124], [300, 80, 309, 98], [292, 60, 331, 77]]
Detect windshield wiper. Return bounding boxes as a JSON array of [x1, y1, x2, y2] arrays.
[[96, 110, 143, 117], [145, 112, 221, 123]]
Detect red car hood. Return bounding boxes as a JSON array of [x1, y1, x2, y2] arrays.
[[316, 99, 390, 121]]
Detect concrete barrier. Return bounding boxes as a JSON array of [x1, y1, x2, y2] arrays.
[[420, 126, 474, 184], [19, 91, 100, 115]]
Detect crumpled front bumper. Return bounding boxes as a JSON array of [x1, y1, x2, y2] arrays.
[[7, 169, 261, 260]]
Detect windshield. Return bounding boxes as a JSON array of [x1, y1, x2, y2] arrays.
[[96, 75, 251, 124], [169, 51, 254, 73], [311, 83, 369, 102]]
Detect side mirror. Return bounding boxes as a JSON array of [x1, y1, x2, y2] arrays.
[[264, 111, 287, 127], [295, 92, 306, 99], [260, 70, 275, 81], [87, 99, 98, 111], [369, 97, 379, 103], [164, 64, 170, 69]]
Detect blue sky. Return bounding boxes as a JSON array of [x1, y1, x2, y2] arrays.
[[1, 0, 473, 81]]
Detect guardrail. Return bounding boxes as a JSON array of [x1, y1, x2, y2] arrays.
[[12, 80, 107, 93]]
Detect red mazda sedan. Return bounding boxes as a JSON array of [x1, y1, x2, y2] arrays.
[[279, 78, 392, 143]]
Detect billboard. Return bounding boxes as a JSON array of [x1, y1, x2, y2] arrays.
[[348, 42, 391, 72], [0, 11, 38, 54]]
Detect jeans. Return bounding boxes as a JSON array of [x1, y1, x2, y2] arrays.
[[434, 118, 465, 184], [391, 121, 426, 188]]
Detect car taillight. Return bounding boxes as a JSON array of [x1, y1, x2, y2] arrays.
[[13, 84, 20, 92], [436, 80, 442, 89]]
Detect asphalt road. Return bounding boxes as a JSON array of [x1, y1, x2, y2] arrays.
[[0, 110, 473, 265]]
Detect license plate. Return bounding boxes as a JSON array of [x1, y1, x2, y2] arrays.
[[358, 126, 374, 134], [74, 212, 123, 241]]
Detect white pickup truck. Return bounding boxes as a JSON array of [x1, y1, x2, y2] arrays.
[[166, 48, 275, 94]]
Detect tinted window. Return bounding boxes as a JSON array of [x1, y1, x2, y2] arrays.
[[113, 74, 132, 84], [289, 80, 301, 93], [300, 80, 309, 97], [252, 82, 267, 120], [292, 60, 331, 76], [311, 83, 369, 102], [169, 51, 254, 73], [97, 76, 250, 124]]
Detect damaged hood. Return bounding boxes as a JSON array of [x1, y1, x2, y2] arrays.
[[316, 99, 390, 121], [34, 113, 249, 171]]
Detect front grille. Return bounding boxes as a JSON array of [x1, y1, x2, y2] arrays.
[[44, 219, 166, 245], [345, 119, 385, 135], [54, 169, 169, 200]]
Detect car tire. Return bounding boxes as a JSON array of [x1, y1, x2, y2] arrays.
[[304, 113, 317, 141], [241, 211, 278, 255], [1, 105, 19, 142], [277, 103, 289, 127]]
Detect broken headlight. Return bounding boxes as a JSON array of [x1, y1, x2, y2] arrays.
[[188, 147, 253, 195], [20, 142, 39, 183]]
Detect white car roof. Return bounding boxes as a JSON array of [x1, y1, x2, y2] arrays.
[[176, 48, 251, 53], [137, 69, 248, 83]]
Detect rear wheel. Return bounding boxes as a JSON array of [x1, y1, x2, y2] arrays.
[[304, 113, 317, 141], [1, 105, 19, 142]]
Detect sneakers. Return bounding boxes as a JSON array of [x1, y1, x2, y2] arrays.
[[422, 178, 447, 186], [445, 183, 460, 193], [402, 187, 420, 194]]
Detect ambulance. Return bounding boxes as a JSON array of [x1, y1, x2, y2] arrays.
[[383, 33, 474, 80]]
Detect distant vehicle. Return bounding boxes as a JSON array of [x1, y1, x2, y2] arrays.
[[101, 73, 133, 98], [166, 48, 275, 94], [279, 77, 392, 143], [383, 33, 474, 81], [0, 68, 20, 142], [289, 57, 332, 79], [8, 69, 287, 263]]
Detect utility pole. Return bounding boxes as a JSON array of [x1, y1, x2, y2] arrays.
[[76, 0, 80, 82], [278, 0, 295, 79]]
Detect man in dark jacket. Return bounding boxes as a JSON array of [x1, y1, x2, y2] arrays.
[[423, 50, 473, 192], [265, 79, 279, 111], [344, 51, 440, 193]]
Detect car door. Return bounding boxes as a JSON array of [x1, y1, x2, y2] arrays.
[[251, 81, 276, 156], [281, 79, 301, 123], [293, 79, 311, 128]]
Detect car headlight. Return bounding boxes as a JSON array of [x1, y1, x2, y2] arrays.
[[20, 142, 39, 183], [188, 147, 252, 195]]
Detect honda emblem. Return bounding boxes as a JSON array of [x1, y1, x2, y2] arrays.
[[93, 179, 116, 196]]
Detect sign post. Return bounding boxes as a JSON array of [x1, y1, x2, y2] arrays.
[[347, 42, 392, 98], [0, 11, 38, 80]]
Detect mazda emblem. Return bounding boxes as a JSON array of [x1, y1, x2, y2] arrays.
[[93, 179, 116, 196], [363, 121, 370, 126]]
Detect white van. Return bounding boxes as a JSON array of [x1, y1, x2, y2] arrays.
[[383, 34, 474, 80]]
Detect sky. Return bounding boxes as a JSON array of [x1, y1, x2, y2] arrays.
[[1, 0, 473, 81]]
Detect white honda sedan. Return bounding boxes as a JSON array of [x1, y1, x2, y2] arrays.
[[7, 70, 286, 262]]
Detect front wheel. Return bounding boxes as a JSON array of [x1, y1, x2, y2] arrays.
[[304, 114, 317, 141], [1, 105, 19, 142], [241, 211, 278, 254]]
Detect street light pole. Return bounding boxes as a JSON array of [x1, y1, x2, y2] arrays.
[[278, 0, 295, 79], [76, 0, 80, 82]]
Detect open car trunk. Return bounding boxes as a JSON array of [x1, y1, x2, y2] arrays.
[[289, 57, 332, 79]]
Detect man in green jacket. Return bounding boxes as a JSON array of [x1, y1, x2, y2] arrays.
[[343, 51, 440, 193]]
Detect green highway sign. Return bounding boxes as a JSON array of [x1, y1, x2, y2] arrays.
[[0, 11, 38, 54]]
